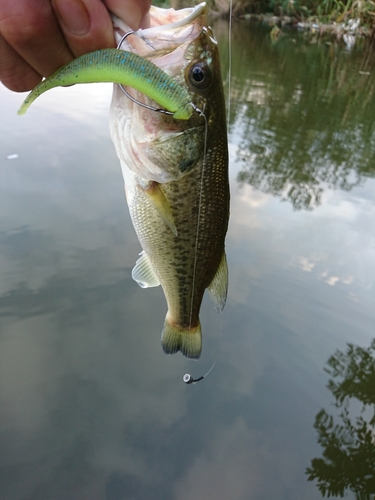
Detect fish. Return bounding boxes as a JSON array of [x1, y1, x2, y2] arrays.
[[110, 2, 229, 359]]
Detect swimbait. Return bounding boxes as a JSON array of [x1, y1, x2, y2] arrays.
[[18, 48, 193, 120]]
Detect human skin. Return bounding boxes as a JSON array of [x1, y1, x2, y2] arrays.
[[0, 0, 151, 92]]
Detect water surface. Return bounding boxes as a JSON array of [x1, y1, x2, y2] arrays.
[[1, 20, 375, 500]]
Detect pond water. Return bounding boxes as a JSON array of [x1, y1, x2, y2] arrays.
[[1, 18, 375, 500]]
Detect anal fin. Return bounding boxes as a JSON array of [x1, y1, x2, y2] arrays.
[[132, 251, 160, 288]]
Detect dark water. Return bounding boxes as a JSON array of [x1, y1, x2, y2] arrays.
[[1, 20, 375, 500]]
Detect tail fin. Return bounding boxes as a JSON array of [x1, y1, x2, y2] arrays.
[[161, 317, 202, 359]]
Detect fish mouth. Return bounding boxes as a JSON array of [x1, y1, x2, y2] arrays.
[[112, 2, 208, 98], [111, 2, 207, 113]]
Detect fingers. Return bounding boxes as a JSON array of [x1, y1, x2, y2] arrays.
[[0, 0, 152, 93], [52, 0, 115, 57], [0, 0, 73, 91], [104, 0, 151, 29]]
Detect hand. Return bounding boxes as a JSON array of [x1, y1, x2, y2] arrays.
[[0, 0, 151, 92]]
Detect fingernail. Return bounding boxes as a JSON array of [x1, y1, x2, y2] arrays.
[[54, 0, 90, 36]]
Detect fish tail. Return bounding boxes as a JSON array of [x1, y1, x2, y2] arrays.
[[161, 317, 202, 359]]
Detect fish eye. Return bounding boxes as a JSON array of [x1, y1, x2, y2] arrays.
[[188, 62, 212, 91], [191, 66, 205, 83]]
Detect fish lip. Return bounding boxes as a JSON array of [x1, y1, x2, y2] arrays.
[[136, 2, 207, 36], [112, 2, 207, 44]]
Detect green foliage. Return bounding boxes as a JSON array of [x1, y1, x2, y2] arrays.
[[306, 339, 375, 499], [266, 0, 314, 17], [325, 339, 375, 411], [152, 0, 172, 7], [152, 0, 375, 24], [312, 0, 375, 24]]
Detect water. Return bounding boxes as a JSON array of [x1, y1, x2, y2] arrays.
[[1, 21, 375, 500]]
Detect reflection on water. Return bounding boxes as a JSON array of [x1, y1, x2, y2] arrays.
[[1, 19, 375, 500], [307, 339, 375, 498], [215, 21, 375, 210]]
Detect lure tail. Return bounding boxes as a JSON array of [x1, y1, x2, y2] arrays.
[[161, 317, 202, 359]]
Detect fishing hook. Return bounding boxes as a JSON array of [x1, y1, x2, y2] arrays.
[[116, 31, 175, 116], [116, 31, 203, 117]]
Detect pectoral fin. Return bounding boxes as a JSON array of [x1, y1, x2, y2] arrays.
[[132, 251, 160, 288], [207, 252, 228, 312], [144, 182, 178, 236]]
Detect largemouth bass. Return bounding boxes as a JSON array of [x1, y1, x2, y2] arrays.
[[110, 2, 229, 359]]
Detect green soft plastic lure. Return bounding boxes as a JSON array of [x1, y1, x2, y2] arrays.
[[18, 48, 193, 120]]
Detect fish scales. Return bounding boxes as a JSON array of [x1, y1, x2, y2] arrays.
[[130, 130, 228, 327]]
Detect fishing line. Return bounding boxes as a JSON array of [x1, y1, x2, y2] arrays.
[[182, 106, 215, 385], [184, 1, 233, 385], [227, 0, 233, 125], [188, 108, 208, 335], [183, 320, 223, 385], [183, 357, 217, 384]]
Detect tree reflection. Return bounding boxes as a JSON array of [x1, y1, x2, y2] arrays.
[[306, 339, 375, 498], [214, 20, 375, 209]]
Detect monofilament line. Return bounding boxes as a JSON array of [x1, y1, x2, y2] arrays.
[[227, 0, 233, 125], [188, 111, 208, 333]]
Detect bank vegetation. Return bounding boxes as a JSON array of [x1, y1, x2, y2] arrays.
[[159, 0, 375, 37]]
